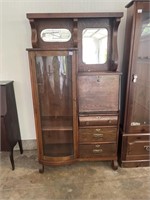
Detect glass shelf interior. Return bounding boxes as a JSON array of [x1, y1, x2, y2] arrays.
[[35, 54, 74, 157]]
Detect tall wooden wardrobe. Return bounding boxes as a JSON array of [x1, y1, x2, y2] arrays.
[[26, 12, 123, 172], [120, 0, 150, 167]]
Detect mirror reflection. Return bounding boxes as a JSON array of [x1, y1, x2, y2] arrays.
[[41, 29, 71, 42], [82, 28, 108, 64]]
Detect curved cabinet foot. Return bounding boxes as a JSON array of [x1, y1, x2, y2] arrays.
[[111, 160, 118, 170], [39, 165, 44, 173]]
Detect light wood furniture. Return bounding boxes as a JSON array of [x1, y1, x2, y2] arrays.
[[26, 12, 123, 172], [120, 0, 150, 167]]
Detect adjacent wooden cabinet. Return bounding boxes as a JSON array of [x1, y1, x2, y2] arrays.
[[120, 0, 150, 167], [0, 81, 23, 170], [26, 12, 123, 172]]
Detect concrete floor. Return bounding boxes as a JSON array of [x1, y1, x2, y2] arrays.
[[0, 150, 150, 200]]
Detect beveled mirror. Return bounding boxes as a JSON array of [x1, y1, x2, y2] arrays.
[[82, 28, 108, 64], [41, 29, 71, 42]]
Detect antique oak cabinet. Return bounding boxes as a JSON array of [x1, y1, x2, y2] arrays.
[[26, 12, 123, 172], [120, 0, 150, 167]]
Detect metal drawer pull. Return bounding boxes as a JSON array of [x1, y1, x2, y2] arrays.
[[95, 144, 100, 148], [93, 149, 103, 153], [96, 129, 101, 132], [93, 133, 103, 138], [96, 116, 100, 119], [144, 146, 150, 152]]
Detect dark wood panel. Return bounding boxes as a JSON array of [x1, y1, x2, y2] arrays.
[[78, 75, 119, 112], [0, 117, 9, 151], [27, 13, 123, 19]]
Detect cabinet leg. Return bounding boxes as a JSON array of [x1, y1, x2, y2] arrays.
[[9, 149, 15, 170], [39, 165, 44, 173], [18, 140, 23, 154], [111, 160, 118, 170]]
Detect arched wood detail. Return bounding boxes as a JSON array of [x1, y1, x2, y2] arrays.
[[73, 18, 78, 48], [29, 19, 38, 48], [111, 18, 121, 71]]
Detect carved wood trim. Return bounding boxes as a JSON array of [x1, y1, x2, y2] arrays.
[[73, 18, 78, 48], [111, 18, 121, 71], [29, 19, 38, 48]]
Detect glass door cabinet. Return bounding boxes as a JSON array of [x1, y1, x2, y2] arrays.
[[28, 50, 77, 170], [120, 0, 150, 167], [35, 52, 74, 157], [27, 12, 123, 172]]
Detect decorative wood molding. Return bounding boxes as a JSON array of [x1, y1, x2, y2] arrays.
[[29, 19, 38, 48], [111, 18, 121, 71], [73, 18, 78, 48]]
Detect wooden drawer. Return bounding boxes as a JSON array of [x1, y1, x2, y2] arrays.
[[79, 143, 116, 158], [127, 136, 150, 156], [122, 134, 150, 160], [79, 115, 118, 126], [127, 141, 150, 156], [78, 74, 119, 112], [79, 127, 117, 143]]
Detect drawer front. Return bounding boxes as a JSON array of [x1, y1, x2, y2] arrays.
[[79, 115, 118, 126], [78, 75, 119, 112], [79, 127, 117, 143], [122, 134, 150, 160], [79, 143, 116, 158], [127, 141, 150, 156]]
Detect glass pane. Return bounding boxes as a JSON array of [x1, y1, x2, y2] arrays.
[[35, 55, 73, 157], [131, 12, 150, 126], [82, 28, 108, 64], [40, 29, 71, 42]]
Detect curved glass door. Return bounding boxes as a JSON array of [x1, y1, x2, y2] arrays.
[[127, 9, 150, 132], [35, 52, 74, 157]]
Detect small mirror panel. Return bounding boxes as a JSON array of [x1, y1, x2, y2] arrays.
[[82, 28, 108, 64], [41, 29, 71, 42]]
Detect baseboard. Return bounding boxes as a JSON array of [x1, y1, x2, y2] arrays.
[[14, 139, 37, 151]]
